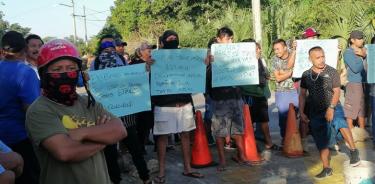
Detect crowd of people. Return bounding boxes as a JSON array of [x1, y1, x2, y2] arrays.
[[0, 25, 374, 184]]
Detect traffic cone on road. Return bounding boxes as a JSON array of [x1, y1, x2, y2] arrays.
[[283, 103, 304, 158], [242, 104, 263, 164], [191, 110, 215, 168]]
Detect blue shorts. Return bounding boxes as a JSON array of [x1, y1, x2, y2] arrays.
[[310, 105, 348, 150]]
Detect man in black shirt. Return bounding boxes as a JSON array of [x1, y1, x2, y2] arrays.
[[299, 46, 360, 180]]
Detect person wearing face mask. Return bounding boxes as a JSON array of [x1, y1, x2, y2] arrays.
[[91, 35, 152, 184], [25, 39, 127, 184], [205, 27, 250, 171], [25, 34, 44, 79], [151, 30, 204, 184], [0, 31, 40, 184]]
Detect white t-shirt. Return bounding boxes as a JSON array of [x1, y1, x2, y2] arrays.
[[25, 60, 39, 79]]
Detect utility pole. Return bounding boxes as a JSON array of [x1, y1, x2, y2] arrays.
[[83, 6, 88, 45], [252, 0, 262, 45], [71, 0, 77, 44], [59, 0, 77, 44]]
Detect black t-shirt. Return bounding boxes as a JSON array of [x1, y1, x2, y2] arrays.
[[300, 65, 340, 115]]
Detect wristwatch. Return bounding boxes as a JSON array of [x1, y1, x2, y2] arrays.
[[329, 104, 336, 109]]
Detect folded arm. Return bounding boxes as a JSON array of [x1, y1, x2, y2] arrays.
[[68, 117, 127, 145], [42, 134, 106, 162]]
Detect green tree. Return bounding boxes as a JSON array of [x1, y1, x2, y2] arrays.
[[0, 11, 30, 38]]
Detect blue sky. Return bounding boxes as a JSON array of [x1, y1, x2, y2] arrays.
[[1, 0, 114, 39]]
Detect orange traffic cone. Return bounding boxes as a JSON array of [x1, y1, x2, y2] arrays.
[[283, 103, 304, 158], [242, 104, 263, 164], [191, 110, 215, 168]]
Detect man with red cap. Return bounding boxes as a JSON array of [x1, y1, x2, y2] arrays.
[[26, 39, 127, 184]]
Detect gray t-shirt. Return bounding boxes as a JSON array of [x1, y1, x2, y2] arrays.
[[300, 65, 340, 115], [271, 55, 295, 91]]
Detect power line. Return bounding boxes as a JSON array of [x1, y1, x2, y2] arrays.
[[86, 10, 110, 16]]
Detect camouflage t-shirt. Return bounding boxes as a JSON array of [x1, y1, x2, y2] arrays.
[[271, 55, 295, 91]]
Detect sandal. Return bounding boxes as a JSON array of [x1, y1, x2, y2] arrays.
[[266, 144, 282, 151], [217, 165, 226, 172], [182, 172, 204, 178], [238, 160, 254, 167], [153, 176, 166, 184]]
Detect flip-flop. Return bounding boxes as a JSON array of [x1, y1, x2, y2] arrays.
[[216, 165, 226, 172], [182, 172, 204, 178], [266, 144, 282, 151], [153, 176, 166, 184]]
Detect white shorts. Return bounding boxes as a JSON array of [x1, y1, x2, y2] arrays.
[[153, 103, 196, 135]]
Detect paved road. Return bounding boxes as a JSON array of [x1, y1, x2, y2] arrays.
[[116, 92, 375, 184]]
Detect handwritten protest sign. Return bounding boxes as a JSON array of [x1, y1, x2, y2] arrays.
[[293, 39, 338, 78], [211, 42, 258, 87], [89, 63, 151, 117], [367, 44, 375, 83], [151, 49, 207, 96]]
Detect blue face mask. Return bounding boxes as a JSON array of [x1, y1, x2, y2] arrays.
[[100, 41, 115, 50]]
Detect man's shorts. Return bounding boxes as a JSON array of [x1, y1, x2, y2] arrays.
[[344, 82, 365, 119], [243, 95, 269, 123], [310, 105, 348, 150], [211, 98, 244, 137], [153, 103, 196, 135]]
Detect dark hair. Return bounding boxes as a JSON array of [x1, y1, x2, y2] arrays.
[[241, 38, 255, 42], [25, 34, 44, 44], [308, 46, 324, 55], [99, 34, 114, 43], [207, 37, 217, 49], [241, 38, 260, 48], [95, 34, 114, 56], [1, 31, 26, 54], [272, 39, 286, 47], [216, 26, 234, 38], [330, 35, 344, 40], [371, 36, 375, 44]]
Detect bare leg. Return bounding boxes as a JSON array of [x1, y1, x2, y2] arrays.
[[320, 149, 330, 168], [339, 128, 356, 149], [216, 137, 226, 167], [346, 118, 354, 129], [232, 135, 247, 162], [157, 135, 168, 177], [358, 117, 366, 129], [180, 132, 192, 173], [260, 123, 273, 147]]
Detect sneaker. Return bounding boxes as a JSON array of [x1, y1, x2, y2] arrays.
[[315, 168, 333, 179], [349, 149, 360, 166]]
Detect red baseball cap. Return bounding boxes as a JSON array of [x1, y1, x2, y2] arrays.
[[302, 27, 320, 38]]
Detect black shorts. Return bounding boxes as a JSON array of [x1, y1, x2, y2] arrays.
[[243, 95, 269, 123]]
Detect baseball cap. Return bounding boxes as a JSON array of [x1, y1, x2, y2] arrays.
[[1, 31, 26, 53], [350, 30, 364, 39], [302, 27, 320, 38], [114, 39, 127, 46]]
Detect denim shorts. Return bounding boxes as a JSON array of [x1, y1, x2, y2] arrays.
[[310, 104, 348, 150]]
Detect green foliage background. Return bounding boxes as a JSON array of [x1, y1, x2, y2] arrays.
[[99, 0, 375, 59]]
